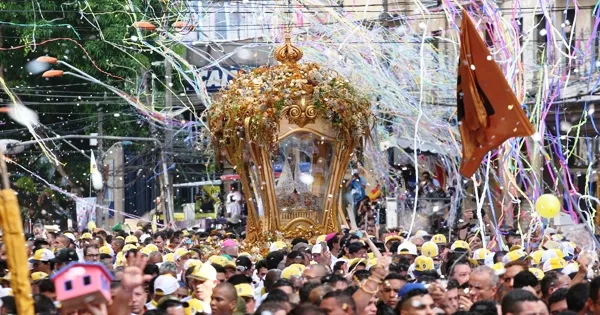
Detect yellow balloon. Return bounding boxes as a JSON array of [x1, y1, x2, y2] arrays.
[[535, 194, 561, 218]]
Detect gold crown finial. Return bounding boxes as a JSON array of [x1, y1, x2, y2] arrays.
[[275, 29, 303, 65]]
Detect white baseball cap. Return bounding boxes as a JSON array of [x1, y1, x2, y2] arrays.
[[154, 275, 179, 295], [29, 249, 55, 263], [562, 262, 579, 275], [561, 242, 575, 258], [140, 234, 151, 243], [397, 242, 418, 256], [312, 244, 322, 254]]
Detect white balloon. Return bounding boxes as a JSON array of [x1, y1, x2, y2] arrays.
[[91, 171, 103, 190], [25, 60, 51, 75]]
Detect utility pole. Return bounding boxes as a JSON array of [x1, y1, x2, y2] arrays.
[[163, 58, 174, 226]]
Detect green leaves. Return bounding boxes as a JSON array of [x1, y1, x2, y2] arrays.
[[14, 176, 36, 194]]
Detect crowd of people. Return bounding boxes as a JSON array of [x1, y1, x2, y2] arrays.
[[0, 218, 595, 315]]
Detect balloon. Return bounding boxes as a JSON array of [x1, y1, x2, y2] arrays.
[[535, 194, 561, 218]]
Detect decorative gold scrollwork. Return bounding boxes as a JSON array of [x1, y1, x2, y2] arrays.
[[281, 97, 317, 128]]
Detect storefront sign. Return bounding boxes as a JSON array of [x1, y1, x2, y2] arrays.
[[200, 68, 245, 92]]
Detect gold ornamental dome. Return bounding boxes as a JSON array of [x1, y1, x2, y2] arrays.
[[208, 30, 372, 150]]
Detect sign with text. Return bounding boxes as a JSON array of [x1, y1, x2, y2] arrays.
[[199, 67, 247, 92]]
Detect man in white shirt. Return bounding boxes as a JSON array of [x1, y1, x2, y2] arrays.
[[226, 185, 243, 220]]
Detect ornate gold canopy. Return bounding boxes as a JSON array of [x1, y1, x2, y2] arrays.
[[209, 30, 372, 243]]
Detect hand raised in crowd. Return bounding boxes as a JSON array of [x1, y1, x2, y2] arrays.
[[462, 209, 474, 222], [319, 244, 332, 267], [372, 255, 392, 279], [122, 251, 152, 294], [428, 282, 457, 314], [84, 302, 108, 315], [458, 293, 473, 311], [439, 247, 450, 262]]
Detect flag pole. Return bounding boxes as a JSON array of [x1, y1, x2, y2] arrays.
[[0, 150, 34, 315]]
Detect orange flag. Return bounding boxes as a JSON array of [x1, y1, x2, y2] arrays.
[[457, 10, 534, 177]]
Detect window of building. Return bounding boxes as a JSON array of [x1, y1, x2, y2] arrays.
[[83, 276, 91, 286], [535, 14, 547, 64], [564, 9, 576, 68], [431, 30, 442, 51], [65, 280, 73, 291]]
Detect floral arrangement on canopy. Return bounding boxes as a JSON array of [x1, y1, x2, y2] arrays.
[[208, 32, 373, 150]]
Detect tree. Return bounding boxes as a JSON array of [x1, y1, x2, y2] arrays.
[[0, 0, 171, 226]]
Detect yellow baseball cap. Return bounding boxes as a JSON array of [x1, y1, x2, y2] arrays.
[[385, 235, 403, 244], [315, 235, 327, 244], [451, 240, 470, 251], [414, 256, 434, 272], [509, 245, 523, 252], [235, 283, 254, 298], [502, 250, 531, 264], [281, 264, 305, 279], [491, 262, 506, 276], [122, 244, 137, 253], [125, 235, 139, 244], [543, 257, 567, 272], [79, 233, 93, 240], [224, 260, 236, 269], [31, 272, 48, 282], [174, 248, 192, 261], [99, 246, 113, 256], [431, 234, 447, 244], [472, 248, 491, 261], [188, 263, 217, 281], [551, 234, 565, 242], [269, 241, 288, 252], [184, 259, 202, 271], [140, 247, 155, 256], [348, 258, 367, 270], [529, 268, 544, 280], [208, 255, 229, 267], [421, 242, 439, 258], [144, 244, 159, 253], [164, 253, 175, 262], [551, 248, 566, 258], [543, 240, 561, 250], [530, 250, 545, 265]]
